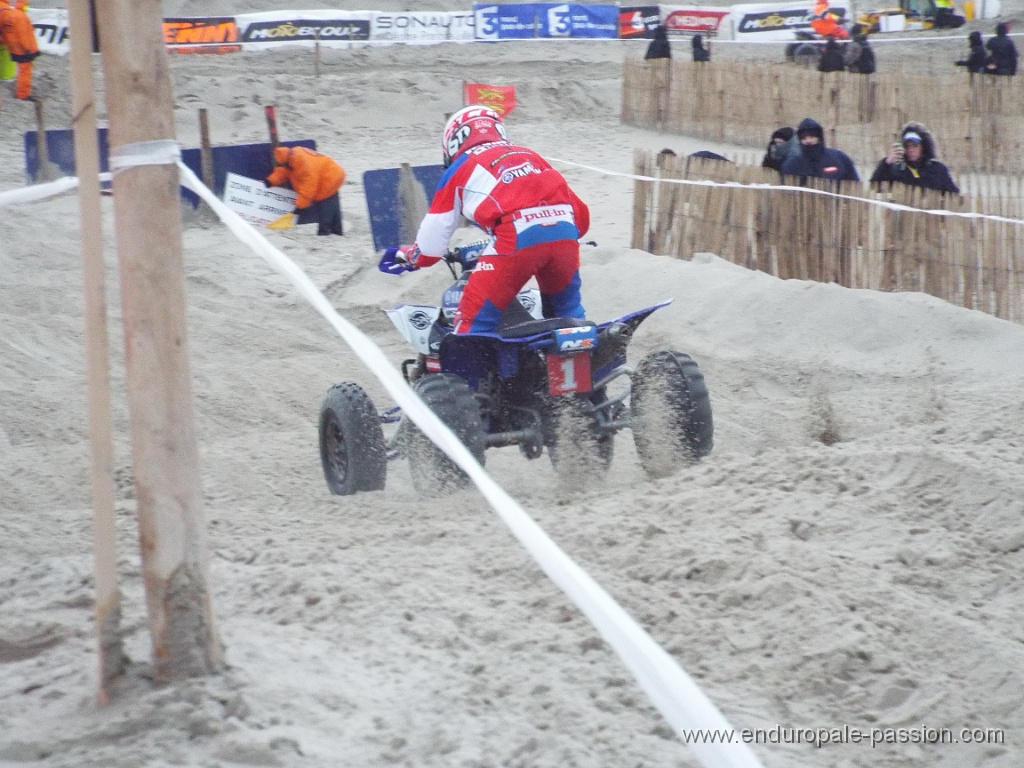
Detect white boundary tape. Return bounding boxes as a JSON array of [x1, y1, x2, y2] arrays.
[[3, 165, 765, 768]]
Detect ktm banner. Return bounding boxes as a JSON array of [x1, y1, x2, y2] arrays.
[[463, 83, 517, 117], [164, 17, 240, 54]]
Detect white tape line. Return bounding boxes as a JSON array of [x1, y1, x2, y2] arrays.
[[0, 175, 80, 207], [109, 140, 181, 176], [176, 160, 765, 768], [548, 156, 1024, 227]]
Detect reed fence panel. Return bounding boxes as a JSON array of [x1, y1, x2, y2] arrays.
[[632, 152, 1024, 323], [623, 59, 1024, 178]]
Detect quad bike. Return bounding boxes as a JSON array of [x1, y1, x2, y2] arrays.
[[784, 28, 856, 67], [317, 242, 713, 496]]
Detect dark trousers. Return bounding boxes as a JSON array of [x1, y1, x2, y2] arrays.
[[297, 193, 343, 236]]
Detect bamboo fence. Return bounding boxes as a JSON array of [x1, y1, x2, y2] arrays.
[[623, 59, 1024, 177], [633, 151, 1024, 323]]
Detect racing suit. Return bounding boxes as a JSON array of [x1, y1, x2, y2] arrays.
[[406, 140, 590, 334], [0, 0, 39, 101]]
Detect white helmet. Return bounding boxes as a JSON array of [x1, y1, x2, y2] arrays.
[[442, 105, 507, 167]]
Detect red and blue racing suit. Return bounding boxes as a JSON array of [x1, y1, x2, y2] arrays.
[[407, 141, 590, 334]]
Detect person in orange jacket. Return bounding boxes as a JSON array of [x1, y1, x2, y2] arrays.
[[264, 145, 346, 236], [0, 0, 39, 101]]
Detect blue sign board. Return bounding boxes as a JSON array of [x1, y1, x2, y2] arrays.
[[23, 131, 315, 209], [473, 3, 619, 40], [363, 164, 445, 252]]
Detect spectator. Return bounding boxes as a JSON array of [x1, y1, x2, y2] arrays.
[[265, 145, 346, 236], [0, 0, 39, 101], [761, 126, 797, 172], [869, 122, 959, 194], [780, 117, 860, 182], [645, 24, 671, 60], [818, 38, 846, 72], [985, 22, 1018, 75], [956, 30, 987, 73], [845, 33, 876, 73], [692, 34, 711, 62]]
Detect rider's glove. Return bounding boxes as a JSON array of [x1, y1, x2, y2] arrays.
[[378, 246, 419, 275]]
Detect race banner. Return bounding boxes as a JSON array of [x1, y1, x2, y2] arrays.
[[26, 8, 69, 55], [474, 4, 618, 40], [729, 1, 849, 40], [662, 6, 732, 35], [463, 83, 517, 116], [370, 11, 475, 43], [164, 17, 240, 55], [619, 6, 662, 39], [235, 11, 373, 49]]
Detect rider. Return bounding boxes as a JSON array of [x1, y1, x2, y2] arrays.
[[379, 105, 590, 334]]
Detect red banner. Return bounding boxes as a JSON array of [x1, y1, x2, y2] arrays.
[[463, 83, 517, 118], [663, 8, 730, 34]]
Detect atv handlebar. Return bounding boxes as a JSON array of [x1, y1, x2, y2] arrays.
[[445, 240, 489, 271]]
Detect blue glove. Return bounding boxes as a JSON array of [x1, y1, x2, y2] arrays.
[[378, 247, 418, 275]]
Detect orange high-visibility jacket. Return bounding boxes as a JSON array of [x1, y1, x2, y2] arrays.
[[0, 0, 39, 61], [265, 146, 346, 210]]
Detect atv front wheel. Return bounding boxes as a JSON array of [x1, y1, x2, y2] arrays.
[[631, 351, 713, 479], [319, 382, 387, 495], [402, 374, 486, 496]]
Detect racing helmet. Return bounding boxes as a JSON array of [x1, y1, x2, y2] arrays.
[[442, 105, 507, 167]]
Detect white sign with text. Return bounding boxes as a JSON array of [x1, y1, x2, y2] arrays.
[[223, 172, 296, 226]]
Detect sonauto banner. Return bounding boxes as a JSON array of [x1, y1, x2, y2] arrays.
[[728, 1, 849, 40], [235, 11, 373, 48], [371, 11, 475, 43], [473, 4, 619, 40]]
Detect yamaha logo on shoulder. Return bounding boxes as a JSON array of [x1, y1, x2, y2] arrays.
[[500, 162, 540, 184], [409, 310, 433, 330]]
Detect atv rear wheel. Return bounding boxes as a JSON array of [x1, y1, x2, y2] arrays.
[[631, 351, 713, 479], [793, 43, 819, 67], [319, 382, 387, 495], [402, 374, 486, 496]]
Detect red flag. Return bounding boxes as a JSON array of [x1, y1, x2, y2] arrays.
[[463, 83, 517, 118]]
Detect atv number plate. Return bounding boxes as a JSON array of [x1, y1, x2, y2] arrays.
[[547, 352, 592, 395]]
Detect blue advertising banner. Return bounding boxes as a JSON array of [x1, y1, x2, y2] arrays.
[[363, 164, 445, 251], [474, 4, 618, 40]]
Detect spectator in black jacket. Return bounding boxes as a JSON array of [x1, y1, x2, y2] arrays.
[[985, 22, 1018, 75], [870, 122, 959, 194], [645, 24, 671, 60], [956, 30, 987, 73], [781, 117, 860, 182], [761, 126, 797, 172], [818, 38, 846, 72], [692, 33, 711, 62], [845, 33, 876, 73]]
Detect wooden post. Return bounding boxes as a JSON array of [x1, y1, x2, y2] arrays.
[[93, 0, 220, 682], [265, 104, 279, 151], [33, 98, 56, 181], [314, 29, 321, 78], [198, 108, 214, 192], [68, 0, 126, 705]]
